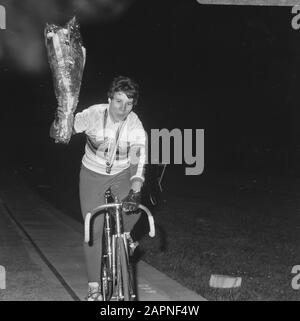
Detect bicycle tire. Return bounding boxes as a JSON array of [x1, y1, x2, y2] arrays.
[[118, 237, 136, 301], [101, 258, 113, 301], [115, 237, 123, 300]]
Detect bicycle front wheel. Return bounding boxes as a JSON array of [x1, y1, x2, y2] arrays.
[[116, 236, 136, 301], [101, 228, 113, 301], [101, 258, 113, 301]]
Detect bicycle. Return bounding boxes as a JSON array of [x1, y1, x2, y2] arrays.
[[84, 188, 155, 301]]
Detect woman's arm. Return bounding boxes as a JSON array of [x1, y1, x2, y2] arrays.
[[128, 119, 147, 192], [49, 107, 91, 140]]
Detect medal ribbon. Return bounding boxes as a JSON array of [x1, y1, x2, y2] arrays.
[[103, 108, 126, 173]]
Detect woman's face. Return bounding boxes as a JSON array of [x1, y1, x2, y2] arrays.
[[108, 91, 134, 122]]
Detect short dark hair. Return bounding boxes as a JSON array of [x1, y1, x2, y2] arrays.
[[108, 76, 139, 107]]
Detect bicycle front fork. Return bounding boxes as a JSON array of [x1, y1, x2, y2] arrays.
[[104, 212, 113, 269]]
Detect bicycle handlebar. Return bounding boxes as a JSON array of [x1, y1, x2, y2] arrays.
[[84, 203, 155, 243]]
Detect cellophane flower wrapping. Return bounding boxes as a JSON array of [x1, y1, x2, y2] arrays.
[[45, 17, 85, 144]]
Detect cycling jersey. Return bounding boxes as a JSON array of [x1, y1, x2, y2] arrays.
[[51, 103, 146, 183]]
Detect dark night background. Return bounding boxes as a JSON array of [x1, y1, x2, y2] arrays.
[[0, 0, 300, 195]]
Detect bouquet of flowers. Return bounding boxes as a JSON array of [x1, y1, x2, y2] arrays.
[[45, 17, 86, 143]]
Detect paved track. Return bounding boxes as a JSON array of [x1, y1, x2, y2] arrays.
[[0, 171, 205, 301]]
